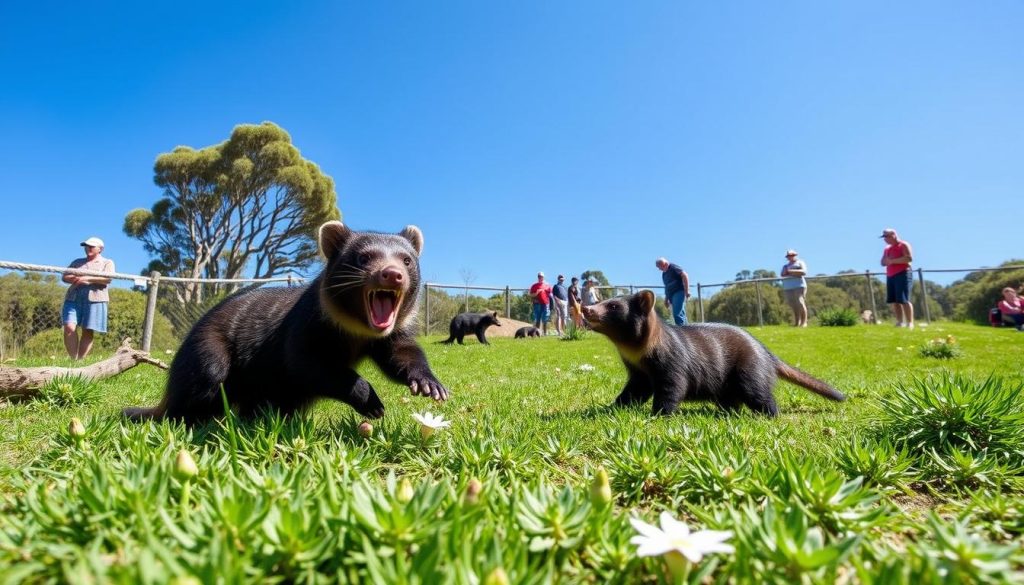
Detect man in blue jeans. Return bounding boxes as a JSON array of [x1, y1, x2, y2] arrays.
[[656, 257, 690, 325], [529, 272, 553, 335]]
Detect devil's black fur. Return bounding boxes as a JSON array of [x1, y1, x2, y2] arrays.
[[124, 222, 448, 424], [441, 311, 501, 345], [582, 291, 845, 416]]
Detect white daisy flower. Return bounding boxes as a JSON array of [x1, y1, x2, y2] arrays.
[[630, 512, 734, 564], [412, 411, 451, 439]]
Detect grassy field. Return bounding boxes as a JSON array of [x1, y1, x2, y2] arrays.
[[1, 321, 1022, 583]]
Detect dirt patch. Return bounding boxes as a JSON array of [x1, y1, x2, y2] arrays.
[[487, 317, 537, 337], [429, 315, 551, 338]]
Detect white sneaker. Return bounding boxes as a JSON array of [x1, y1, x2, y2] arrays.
[[907, 323, 915, 330], [895, 322, 905, 328]]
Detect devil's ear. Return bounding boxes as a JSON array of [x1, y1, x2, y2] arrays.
[[637, 290, 656, 315], [318, 221, 352, 260], [399, 225, 424, 256]]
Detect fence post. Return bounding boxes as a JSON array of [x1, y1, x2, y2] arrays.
[[865, 271, 878, 322], [917, 268, 931, 324], [141, 271, 160, 352], [754, 280, 764, 327], [423, 283, 430, 336], [697, 283, 705, 323], [505, 286, 511, 318], [464, 288, 470, 313]]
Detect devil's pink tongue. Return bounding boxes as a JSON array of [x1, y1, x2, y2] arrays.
[[370, 294, 396, 328]]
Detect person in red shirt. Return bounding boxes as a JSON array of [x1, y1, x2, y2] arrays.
[[879, 228, 915, 329], [529, 272, 553, 336], [998, 287, 1024, 331]]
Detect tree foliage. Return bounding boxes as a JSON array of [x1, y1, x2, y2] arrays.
[[579, 270, 610, 287], [735, 269, 778, 283], [804, 282, 857, 317], [124, 122, 339, 301], [705, 283, 787, 326]]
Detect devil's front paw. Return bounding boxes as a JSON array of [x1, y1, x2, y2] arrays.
[[408, 372, 449, 402], [349, 378, 386, 419]]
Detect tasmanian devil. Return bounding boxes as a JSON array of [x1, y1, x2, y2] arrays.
[[441, 311, 501, 345], [124, 221, 449, 424], [514, 326, 541, 339], [582, 290, 845, 416]]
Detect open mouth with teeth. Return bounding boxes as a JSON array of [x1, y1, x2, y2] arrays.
[[367, 289, 402, 331]]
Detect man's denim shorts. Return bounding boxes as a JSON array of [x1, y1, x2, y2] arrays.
[[533, 303, 550, 323], [62, 299, 109, 333]]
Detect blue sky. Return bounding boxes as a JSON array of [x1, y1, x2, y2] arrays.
[[1, 1, 1021, 292]]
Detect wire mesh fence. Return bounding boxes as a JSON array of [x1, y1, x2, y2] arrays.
[[3, 260, 1021, 359], [424, 265, 1024, 332], [0, 261, 301, 360], [693, 266, 1024, 327]]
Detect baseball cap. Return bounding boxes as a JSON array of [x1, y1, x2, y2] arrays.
[[557, 274, 564, 279], [537, 271, 545, 277], [785, 249, 798, 257], [80, 237, 104, 248], [879, 228, 896, 238]]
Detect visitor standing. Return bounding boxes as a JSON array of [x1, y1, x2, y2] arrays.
[[655, 257, 690, 325], [529, 272, 553, 336], [567, 276, 584, 328], [581, 277, 602, 308], [62, 237, 115, 359], [880, 228, 915, 329], [781, 250, 808, 327], [551, 274, 569, 336]]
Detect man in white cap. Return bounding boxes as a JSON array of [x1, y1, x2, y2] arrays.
[[879, 228, 914, 329], [528, 271, 553, 335], [61, 237, 115, 359], [780, 249, 808, 327]]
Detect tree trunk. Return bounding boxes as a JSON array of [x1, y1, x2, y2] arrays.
[[0, 339, 169, 398]]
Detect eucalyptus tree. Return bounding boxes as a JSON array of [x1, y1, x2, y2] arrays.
[[124, 122, 339, 302]]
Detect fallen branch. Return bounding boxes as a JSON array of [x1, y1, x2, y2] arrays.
[[0, 338, 169, 398]]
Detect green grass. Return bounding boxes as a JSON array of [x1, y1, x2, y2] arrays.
[[1, 322, 1022, 583]]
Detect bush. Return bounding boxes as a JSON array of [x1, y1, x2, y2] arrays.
[[21, 305, 176, 358], [879, 374, 1024, 460], [919, 335, 962, 359], [561, 322, 589, 341], [816, 308, 859, 327], [705, 283, 787, 326], [36, 374, 101, 406], [0, 274, 176, 357]]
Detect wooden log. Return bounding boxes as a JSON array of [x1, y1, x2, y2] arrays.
[[0, 338, 169, 398]]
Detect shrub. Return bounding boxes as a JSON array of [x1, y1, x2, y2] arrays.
[[36, 374, 101, 406], [704, 282, 788, 326], [816, 308, 859, 327], [832, 435, 915, 493], [561, 322, 589, 341], [4, 279, 176, 357], [918, 335, 962, 359], [879, 374, 1024, 460]]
